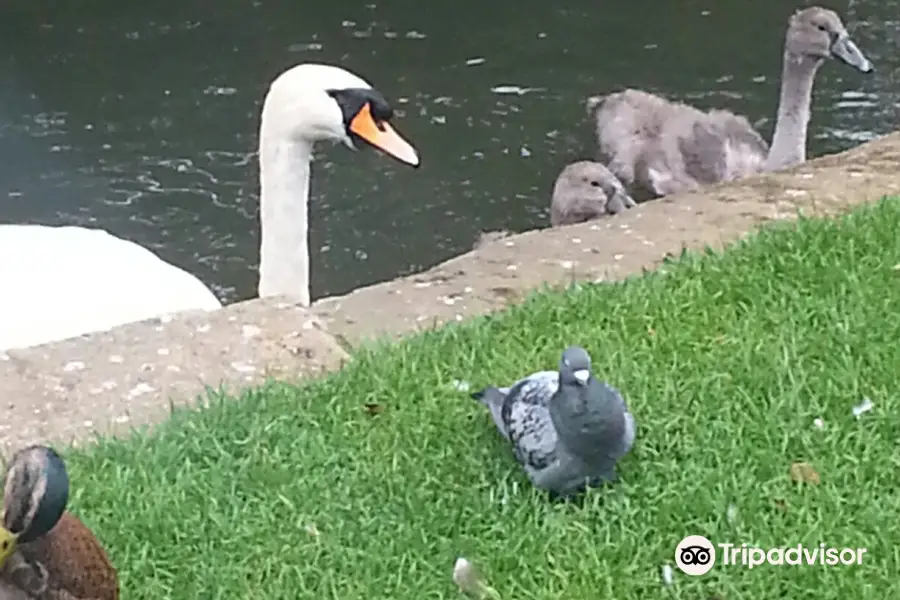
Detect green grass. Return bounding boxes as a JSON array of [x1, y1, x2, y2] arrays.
[[63, 199, 900, 599]]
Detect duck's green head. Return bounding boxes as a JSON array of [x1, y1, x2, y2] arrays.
[[0, 445, 69, 568]]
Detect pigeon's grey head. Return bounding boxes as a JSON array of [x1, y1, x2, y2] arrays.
[[558, 346, 592, 387]]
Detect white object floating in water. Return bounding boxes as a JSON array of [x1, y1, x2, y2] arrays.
[[490, 85, 546, 96], [852, 397, 874, 418], [465, 57, 486, 66], [288, 42, 323, 52], [203, 86, 237, 96]]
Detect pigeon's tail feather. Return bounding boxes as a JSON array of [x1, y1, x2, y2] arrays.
[[470, 386, 503, 405], [472, 386, 511, 440]]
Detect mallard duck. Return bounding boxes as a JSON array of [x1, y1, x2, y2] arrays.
[[0, 445, 119, 599]]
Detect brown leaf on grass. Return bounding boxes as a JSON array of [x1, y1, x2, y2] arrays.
[[363, 403, 385, 415], [790, 462, 820, 485], [772, 498, 788, 512]]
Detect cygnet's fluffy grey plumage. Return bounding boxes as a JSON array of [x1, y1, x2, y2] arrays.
[[550, 161, 637, 227], [471, 346, 636, 497], [587, 6, 873, 200]]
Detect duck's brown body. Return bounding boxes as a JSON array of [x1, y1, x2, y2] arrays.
[[0, 512, 118, 600]]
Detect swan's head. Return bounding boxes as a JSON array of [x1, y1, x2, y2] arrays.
[[1, 445, 70, 567], [262, 63, 420, 167], [787, 7, 873, 73], [549, 161, 636, 227]]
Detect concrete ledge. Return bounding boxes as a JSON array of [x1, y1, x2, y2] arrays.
[[1, 298, 347, 453], [3, 132, 900, 455]]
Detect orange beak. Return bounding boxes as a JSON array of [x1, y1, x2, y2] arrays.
[[349, 103, 420, 167]]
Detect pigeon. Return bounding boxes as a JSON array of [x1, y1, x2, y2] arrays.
[[471, 346, 636, 497]]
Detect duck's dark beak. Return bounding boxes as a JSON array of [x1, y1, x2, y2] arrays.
[[349, 103, 420, 167]]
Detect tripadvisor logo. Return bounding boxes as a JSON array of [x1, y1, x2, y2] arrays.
[[675, 535, 868, 576]]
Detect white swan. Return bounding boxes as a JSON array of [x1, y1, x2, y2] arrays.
[[0, 63, 420, 351], [587, 6, 872, 199]]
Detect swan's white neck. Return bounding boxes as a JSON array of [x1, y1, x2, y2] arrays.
[[257, 105, 314, 306], [764, 53, 821, 171]]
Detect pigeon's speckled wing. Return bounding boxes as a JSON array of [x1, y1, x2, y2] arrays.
[[507, 401, 558, 471], [495, 370, 557, 398], [500, 371, 559, 470]]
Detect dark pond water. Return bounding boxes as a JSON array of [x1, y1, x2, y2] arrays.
[[0, 0, 897, 302]]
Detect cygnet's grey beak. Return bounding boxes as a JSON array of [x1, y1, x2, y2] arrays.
[[573, 369, 590, 385], [831, 34, 874, 73], [606, 189, 638, 215]]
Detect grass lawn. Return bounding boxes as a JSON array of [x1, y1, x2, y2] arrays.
[[63, 199, 900, 599]]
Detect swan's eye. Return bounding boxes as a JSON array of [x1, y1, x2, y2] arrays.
[[817, 24, 828, 32], [590, 181, 601, 187]]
